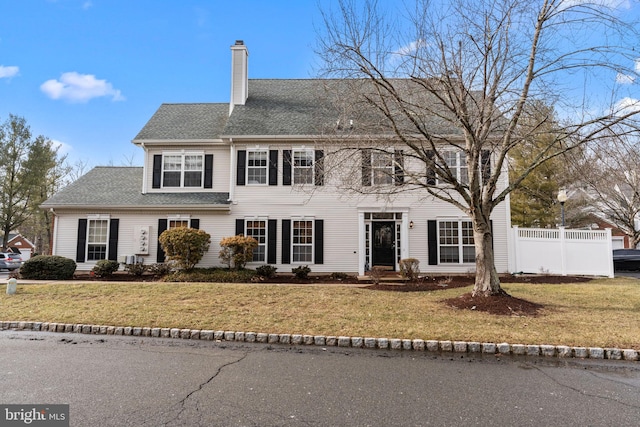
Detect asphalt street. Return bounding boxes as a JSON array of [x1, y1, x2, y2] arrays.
[[0, 330, 639, 426]]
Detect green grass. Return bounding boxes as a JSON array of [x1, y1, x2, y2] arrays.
[[1, 278, 639, 349]]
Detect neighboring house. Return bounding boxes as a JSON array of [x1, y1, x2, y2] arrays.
[[2, 233, 36, 260], [42, 41, 512, 274], [573, 213, 632, 249]]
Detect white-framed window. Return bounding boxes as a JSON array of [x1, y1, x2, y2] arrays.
[[292, 219, 313, 263], [293, 149, 314, 184], [247, 150, 268, 184], [162, 153, 204, 188], [169, 219, 190, 229], [372, 151, 394, 185], [441, 151, 468, 185], [87, 219, 109, 261], [245, 219, 267, 262], [438, 220, 475, 264]]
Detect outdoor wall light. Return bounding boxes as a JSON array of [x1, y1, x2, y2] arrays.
[[409, 220, 414, 229]]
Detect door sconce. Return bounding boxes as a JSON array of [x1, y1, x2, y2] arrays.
[[409, 221, 414, 229]]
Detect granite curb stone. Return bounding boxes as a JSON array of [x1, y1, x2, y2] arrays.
[[1, 321, 637, 362]]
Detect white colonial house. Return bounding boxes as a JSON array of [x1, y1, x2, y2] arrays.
[[42, 41, 512, 275]]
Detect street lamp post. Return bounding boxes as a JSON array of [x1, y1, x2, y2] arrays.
[[557, 189, 568, 227]]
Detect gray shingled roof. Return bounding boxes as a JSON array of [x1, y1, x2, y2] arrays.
[[133, 103, 230, 140], [133, 79, 467, 141], [42, 167, 230, 209]]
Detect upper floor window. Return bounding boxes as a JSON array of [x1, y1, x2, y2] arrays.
[[293, 150, 314, 184], [362, 149, 404, 186], [247, 150, 268, 185], [163, 154, 203, 187], [441, 151, 468, 185], [152, 153, 213, 189]]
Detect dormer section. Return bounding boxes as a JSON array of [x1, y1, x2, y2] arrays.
[[230, 40, 248, 115]]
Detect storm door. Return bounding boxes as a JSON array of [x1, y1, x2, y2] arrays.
[[372, 221, 396, 269]]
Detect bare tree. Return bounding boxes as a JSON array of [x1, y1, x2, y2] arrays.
[[316, 0, 640, 296], [570, 132, 640, 248]]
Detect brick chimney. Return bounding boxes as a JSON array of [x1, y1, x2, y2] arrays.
[[230, 40, 248, 115]]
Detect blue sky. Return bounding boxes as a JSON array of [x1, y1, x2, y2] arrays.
[[0, 0, 322, 167], [1, 1, 639, 170]]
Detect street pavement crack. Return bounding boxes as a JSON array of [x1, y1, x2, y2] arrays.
[[163, 351, 249, 426], [528, 363, 640, 410]]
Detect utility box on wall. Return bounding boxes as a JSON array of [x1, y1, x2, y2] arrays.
[[134, 226, 150, 255]]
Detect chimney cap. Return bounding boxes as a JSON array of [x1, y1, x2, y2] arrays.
[[235, 40, 244, 45]]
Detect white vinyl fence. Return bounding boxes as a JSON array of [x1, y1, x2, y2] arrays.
[[510, 226, 614, 277]]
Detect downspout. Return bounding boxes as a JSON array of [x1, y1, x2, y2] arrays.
[[49, 208, 56, 255], [141, 142, 148, 194], [228, 139, 235, 203]]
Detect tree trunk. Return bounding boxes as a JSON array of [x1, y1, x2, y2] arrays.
[[471, 220, 504, 297]]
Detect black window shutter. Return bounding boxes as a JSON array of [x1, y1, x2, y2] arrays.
[[269, 150, 278, 186], [236, 150, 246, 186], [427, 220, 438, 265], [281, 219, 291, 264], [361, 149, 371, 186], [426, 150, 436, 185], [152, 155, 162, 189], [190, 219, 200, 229], [283, 150, 292, 186], [157, 219, 167, 263], [107, 219, 119, 261], [315, 150, 324, 186], [481, 150, 491, 184], [235, 219, 244, 236], [267, 219, 277, 264], [76, 219, 87, 262], [314, 219, 324, 264], [204, 154, 214, 188], [394, 150, 404, 186]]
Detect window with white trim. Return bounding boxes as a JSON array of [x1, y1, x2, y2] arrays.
[[162, 153, 203, 188], [292, 220, 313, 263], [246, 219, 267, 262], [87, 219, 109, 261], [372, 151, 394, 185], [441, 151, 468, 185], [293, 149, 314, 184], [247, 150, 268, 184], [168, 219, 190, 229], [439, 220, 475, 263]]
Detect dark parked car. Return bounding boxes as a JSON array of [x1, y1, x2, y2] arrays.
[[612, 249, 640, 271], [0, 252, 21, 271]]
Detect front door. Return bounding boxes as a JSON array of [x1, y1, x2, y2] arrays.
[[372, 221, 395, 269]]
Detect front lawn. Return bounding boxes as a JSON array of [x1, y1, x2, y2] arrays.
[[1, 278, 638, 349]]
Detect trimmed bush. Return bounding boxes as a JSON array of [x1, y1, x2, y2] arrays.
[[148, 262, 175, 276], [256, 264, 277, 279], [91, 259, 120, 277], [20, 255, 76, 280], [292, 265, 311, 279], [124, 262, 147, 276], [219, 235, 258, 270], [159, 227, 211, 270]]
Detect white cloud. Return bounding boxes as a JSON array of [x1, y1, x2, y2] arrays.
[[616, 72, 635, 84], [614, 97, 640, 116], [51, 139, 72, 155], [82, 1, 93, 10], [0, 65, 19, 79], [559, 0, 632, 11], [40, 72, 125, 103]]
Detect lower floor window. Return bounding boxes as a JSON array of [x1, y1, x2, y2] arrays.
[[246, 220, 266, 262], [292, 220, 313, 263], [87, 219, 109, 261], [439, 220, 475, 263]]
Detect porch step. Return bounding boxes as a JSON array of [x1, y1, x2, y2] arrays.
[[356, 274, 409, 282]]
